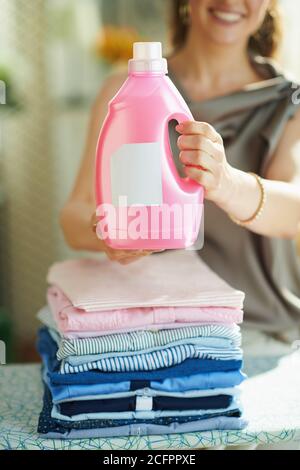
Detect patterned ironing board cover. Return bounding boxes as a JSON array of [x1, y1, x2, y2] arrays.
[[1, 354, 300, 450]]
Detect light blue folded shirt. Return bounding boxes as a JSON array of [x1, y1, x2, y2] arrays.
[[45, 367, 246, 404], [42, 364, 240, 405]]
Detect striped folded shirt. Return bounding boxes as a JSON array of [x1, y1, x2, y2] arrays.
[[60, 343, 243, 374], [56, 324, 241, 360]]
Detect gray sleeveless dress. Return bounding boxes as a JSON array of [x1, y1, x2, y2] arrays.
[[168, 57, 300, 333]]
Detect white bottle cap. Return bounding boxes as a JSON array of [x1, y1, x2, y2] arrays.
[[128, 42, 168, 74]]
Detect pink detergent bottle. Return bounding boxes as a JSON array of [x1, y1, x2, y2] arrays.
[[95, 42, 204, 250]]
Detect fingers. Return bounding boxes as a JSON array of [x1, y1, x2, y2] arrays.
[[91, 212, 99, 233], [117, 251, 150, 265], [184, 166, 219, 191], [106, 249, 143, 262], [179, 150, 220, 173], [104, 246, 157, 265], [176, 121, 223, 144], [176, 122, 225, 182], [177, 134, 224, 162], [118, 256, 144, 265]]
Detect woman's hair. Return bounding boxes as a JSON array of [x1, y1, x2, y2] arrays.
[[170, 0, 283, 58]]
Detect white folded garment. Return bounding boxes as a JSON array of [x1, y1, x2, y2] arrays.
[[47, 250, 244, 312]]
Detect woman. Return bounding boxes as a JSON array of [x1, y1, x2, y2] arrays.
[[60, 0, 300, 340]]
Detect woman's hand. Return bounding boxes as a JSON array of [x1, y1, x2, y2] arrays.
[[176, 120, 300, 240], [102, 245, 153, 265], [91, 212, 158, 265], [176, 121, 235, 207]]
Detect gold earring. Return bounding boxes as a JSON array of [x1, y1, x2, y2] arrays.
[[179, 1, 191, 25]]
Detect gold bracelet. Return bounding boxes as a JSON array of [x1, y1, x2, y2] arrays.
[[229, 172, 266, 226]]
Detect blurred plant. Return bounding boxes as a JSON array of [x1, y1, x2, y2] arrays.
[[94, 25, 144, 64]]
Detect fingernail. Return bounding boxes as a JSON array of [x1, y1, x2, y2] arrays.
[[176, 124, 183, 131]]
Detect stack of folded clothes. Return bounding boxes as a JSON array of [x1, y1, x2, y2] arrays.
[[37, 250, 248, 438]]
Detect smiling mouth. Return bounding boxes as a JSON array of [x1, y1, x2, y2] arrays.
[[209, 8, 245, 24]]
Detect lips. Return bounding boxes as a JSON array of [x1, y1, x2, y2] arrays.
[[209, 8, 245, 24]]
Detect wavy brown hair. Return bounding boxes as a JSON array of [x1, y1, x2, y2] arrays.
[[170, 0, 283, 58]]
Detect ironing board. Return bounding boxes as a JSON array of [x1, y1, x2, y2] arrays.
[[1, 353, 300, 450]]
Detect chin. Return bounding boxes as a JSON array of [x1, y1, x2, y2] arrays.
[[205, 30, 245, 47]]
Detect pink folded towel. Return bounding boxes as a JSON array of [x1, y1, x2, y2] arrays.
[[47, 250, 244, 312], [47, 286, 244, 334]]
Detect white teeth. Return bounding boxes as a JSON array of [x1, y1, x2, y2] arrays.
[[212, 10, 242, 23]]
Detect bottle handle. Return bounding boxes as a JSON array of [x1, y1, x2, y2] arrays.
[[165, 111, 201, 192]]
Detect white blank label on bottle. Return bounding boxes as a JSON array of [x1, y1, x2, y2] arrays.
[[110, 142, 163, 207]]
